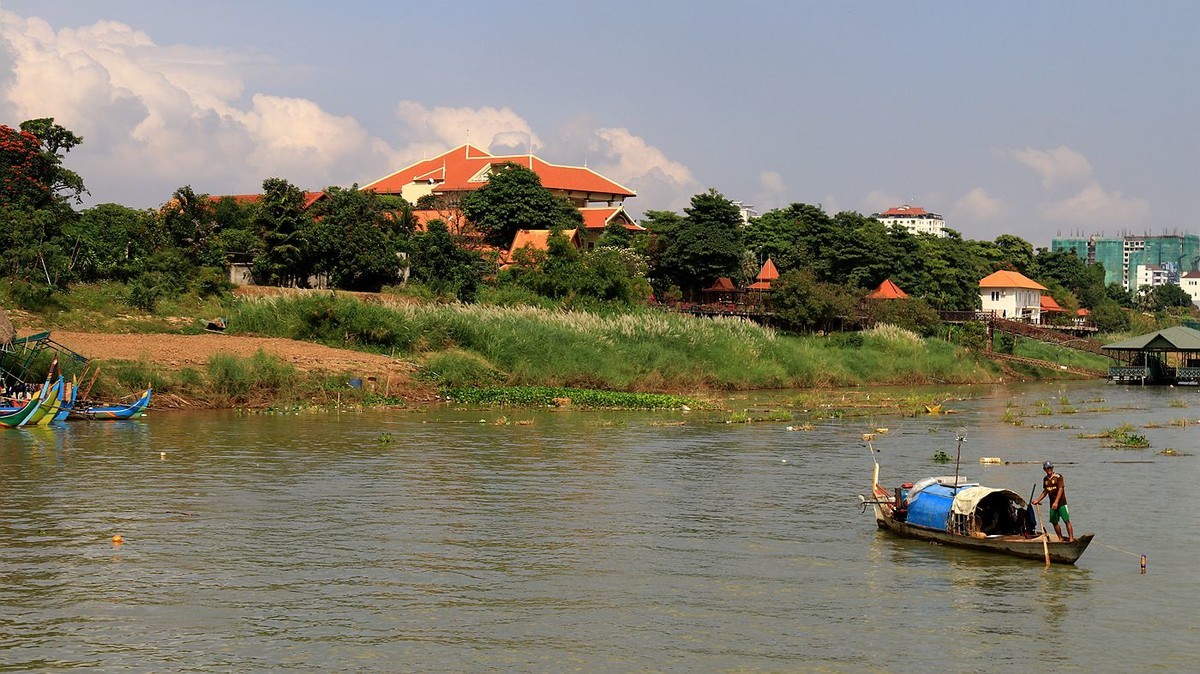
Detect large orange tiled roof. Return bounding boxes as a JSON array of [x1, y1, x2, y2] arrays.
[[362, 145, 635, 198], [579, 206, 645, 232], [979, 270, 1047, 290]]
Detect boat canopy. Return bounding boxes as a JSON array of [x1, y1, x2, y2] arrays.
[[905, 483, 1031, 536], [952, 487, 1025, 515]]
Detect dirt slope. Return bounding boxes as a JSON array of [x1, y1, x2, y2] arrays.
[[46, 330, 439, 402]]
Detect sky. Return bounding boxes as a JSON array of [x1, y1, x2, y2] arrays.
[[1, 1, 1197, 246]]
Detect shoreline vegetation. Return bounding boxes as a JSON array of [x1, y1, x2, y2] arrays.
[[5, 288, 1112, 417]]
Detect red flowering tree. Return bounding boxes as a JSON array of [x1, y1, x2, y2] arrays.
[[0, 118, 87, 293]]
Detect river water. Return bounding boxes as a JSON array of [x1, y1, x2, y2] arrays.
[[1, 381, 1197, 672]]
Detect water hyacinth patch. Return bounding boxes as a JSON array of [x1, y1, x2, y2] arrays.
[[442, 386, 698, 410]]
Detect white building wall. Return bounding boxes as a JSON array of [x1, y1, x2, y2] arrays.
[[1181, 275, 1200, 306], [980, 288, 1042, 321]]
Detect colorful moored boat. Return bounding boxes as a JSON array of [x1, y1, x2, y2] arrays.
[[0, 394, 43, 428], [72, 388, 152, 420]]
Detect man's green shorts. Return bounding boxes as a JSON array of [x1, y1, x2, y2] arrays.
[[1049, 504, 1070, 525]]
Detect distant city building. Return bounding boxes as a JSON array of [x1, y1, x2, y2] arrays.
[[731, 200, 757, 226], [871, 205, 947, 238], [1181, 270, 1200, 307], [1051, 234, 1200, 291], [1135, 264, 1174, 290]]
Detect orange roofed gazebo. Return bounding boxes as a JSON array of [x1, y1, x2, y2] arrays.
[[868, 279, 909, 300], [747, 258, 779, 291]]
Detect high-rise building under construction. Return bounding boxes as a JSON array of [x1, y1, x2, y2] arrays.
[[1051, 234, 1200, 291]]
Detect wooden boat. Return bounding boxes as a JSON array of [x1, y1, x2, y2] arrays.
[[0, 394, 43, 428], [52, 378, 78, 422], [31, 377, 66, 426], [72, 388, 152, 420], [860, 437, 1094, 565]]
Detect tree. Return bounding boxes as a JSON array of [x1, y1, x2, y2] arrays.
[[157, 185, 223, 266], [459, 162, 582, 247], [1091, 300, 1130, 333], [1145, 283, 1195, 312], [0, 119, 87, 291], [252, 178, 313, 286], [1105, 282, 1135, 308], [656, 189, 745, 295], [772, 268, 859, 333], [408, 219, 485, 301], [68, 203, 156, 282], [863, 297, 943, 336], [1, 118, 85, 208], [993, 234, 1035, 274], [1032, 248, 1107, 308], [309, 186, 404, 291], [596, 219, 633, 248]]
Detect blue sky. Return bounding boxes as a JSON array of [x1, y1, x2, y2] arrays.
[[2, 1, 1196, 246]]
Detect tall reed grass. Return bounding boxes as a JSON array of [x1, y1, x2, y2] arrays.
[[227, 295, 999, 391]]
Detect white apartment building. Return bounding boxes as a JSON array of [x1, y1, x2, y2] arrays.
[[871, 205, 947, 238], [1135, 264, 1174, 290], [1181, 271, 1200, 306]]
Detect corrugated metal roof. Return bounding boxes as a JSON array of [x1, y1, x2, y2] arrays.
[[1102, 326, 1200, 351]]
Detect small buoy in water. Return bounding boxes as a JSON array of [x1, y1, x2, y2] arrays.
[[160, 452, 166, 459], [1141, 554, 1147, 574], [112, 535, 123, 545], [781, 459, 788, 464]]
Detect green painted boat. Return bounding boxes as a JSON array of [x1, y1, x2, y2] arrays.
[[0, 394, 44, 428], [23, 378, 64, 427]]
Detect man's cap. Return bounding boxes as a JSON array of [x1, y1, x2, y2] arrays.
[[1043, 461, 1054, 469]]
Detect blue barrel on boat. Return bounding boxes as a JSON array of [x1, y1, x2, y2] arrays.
[[905, 483, 961, 532]]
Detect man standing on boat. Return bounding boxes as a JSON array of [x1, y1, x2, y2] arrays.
[[1032, 461, 1074, 542]]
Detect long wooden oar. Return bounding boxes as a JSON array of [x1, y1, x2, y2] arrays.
[[1035, 503, 1051, 567]]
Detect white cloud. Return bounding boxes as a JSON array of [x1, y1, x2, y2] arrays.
[[588, 127, 694, 188], [0, 9, 693, 214], [953, 187, 1003, 221], [392, 101, 541, 159], [1041, 181, 1150, 225], [1006, 146, 1094, 189], [0, 9, 388, 201]]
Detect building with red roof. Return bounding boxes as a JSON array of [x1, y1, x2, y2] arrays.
[[871, 204, 947, 238], [361, 145, 642, 248], [979, 270, 1047, 322]]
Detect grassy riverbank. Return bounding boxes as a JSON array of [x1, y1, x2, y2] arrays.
[[224, 294, 1002, 391], [7, 288, 1116, 411]]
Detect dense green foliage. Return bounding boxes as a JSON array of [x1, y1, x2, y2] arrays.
[[646, 189, 745, 296], [408, 219, 485, 301], [459, 162, 582, 247]]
